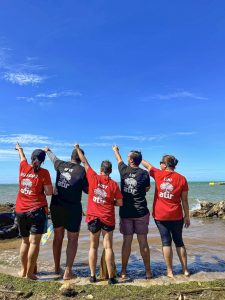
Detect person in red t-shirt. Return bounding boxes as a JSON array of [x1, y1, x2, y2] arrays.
[[142, 155, 190, 278], [15, 143, 53, 279], [75, 144, 123, 285]]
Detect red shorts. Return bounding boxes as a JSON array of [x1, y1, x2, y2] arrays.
[[120, 213, 150, 235]]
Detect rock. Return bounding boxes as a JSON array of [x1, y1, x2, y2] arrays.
[[191, 201, 225, 218], [0, 203, 15, 213]]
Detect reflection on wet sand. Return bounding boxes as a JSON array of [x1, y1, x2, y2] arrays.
[[1, 218, 225, 285]]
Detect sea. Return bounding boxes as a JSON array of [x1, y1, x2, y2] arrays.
[[0, 182, 225, 282]]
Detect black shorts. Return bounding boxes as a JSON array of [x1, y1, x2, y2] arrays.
[[155, 219, 184, 247], [16, 207, 48, 237], [88, 218, 115, 234], [50, 203, 82, 232]]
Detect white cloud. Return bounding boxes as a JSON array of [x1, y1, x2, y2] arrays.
[[17, 90, 82, 104], [142, 90, 208, 101], [0, 47, 47, 85], [175, 131, 197, 136], [99, 131, 198, 142], [99, 135, 163, 142], [0, 134, 51, 145], [36, 90, 82, 98], [3, 72, 46, 85]]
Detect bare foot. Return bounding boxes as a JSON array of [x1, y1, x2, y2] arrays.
[[167, 271, 174, 278], [18, 270, 26, 277], [146, 270, 153, 280], [26, 274, 38, 280], [63, 268, 76, 280]]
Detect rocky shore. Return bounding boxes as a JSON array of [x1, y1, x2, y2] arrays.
[[190, 201, 225, 219], [0, 202, 15, 213]]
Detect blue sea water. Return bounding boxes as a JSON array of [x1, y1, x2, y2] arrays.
[[0, 182, 224, 210]]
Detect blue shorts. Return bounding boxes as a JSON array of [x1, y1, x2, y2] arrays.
[[16, 207, 48, 237]]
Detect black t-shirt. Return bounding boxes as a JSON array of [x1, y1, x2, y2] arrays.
[[118, 162, 150, 218], [51, 160, 88, 210]]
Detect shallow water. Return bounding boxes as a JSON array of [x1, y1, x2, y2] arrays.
[[1, 182, 225, 281], [1, 217, 225, 281]]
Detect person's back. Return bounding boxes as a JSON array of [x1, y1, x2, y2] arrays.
[[86, 167, 121, 227], [118, 162, 150, 218], [52, 160, 87, 208]]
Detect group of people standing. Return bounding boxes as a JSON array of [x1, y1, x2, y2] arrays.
[[15, 142, 190, 283]]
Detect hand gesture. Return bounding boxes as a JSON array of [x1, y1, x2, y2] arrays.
[[15, 142, 22, 151], [112, 144, 119, 152], [44, 146, 50, 153], [74, 144, 80, 150]]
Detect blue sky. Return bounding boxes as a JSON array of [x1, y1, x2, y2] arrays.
[[0, 1, 225, 183]]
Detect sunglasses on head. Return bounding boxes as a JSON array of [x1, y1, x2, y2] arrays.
[[160, 161, 166, 164]]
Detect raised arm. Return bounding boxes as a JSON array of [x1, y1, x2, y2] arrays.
[[181, 191, 190, 228], [141, 159, 153, 171], [15, 142, 26, 162], [44, 147, 59, 164], [112, 145, 123, 164], [74, 144, 90, 171]]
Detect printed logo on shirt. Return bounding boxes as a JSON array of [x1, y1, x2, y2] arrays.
[[159, 182, 174, 199], [57, 167, 73, 189], [21, 172, 38, 179], [164, 177, 172, 182], [124, 177, 137, 195], [93, 187, 107, 204], [20, 178, 32, 195]]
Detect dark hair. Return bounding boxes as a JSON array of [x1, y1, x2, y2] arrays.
[[129, 150, 142, 166], [31, 149, 46, 172], [71, 148, 84, 163], [162, 155, 178, 169], [100, 160, 112, 175]]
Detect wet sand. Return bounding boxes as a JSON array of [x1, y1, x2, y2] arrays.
[[1, 217, 225, 285]]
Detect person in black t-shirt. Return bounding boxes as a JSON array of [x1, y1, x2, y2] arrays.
[[112, 145, 152, 279], [44, 147, 88, 280]]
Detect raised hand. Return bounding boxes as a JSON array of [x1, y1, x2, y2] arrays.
[[112, 144, 119, 152]]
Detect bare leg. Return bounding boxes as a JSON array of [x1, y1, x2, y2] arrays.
[[176, 246, 189, 276], [102, 230, 114, 278], [137, 234, 152, 279], [162, 246, 174, 278], [89, 231, 101, 277], [53, 227, 65, 274], [26, 234, 42, 279], [121, 234, 133, 278], [18, 237, 30, 277], [63, 231, 79, 280]]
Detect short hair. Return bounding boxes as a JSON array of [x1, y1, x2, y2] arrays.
[[162, 155, 178, 169], [101, 160, 112, 175], [71, 148, 84, 163], [129, 150, 142, 166]]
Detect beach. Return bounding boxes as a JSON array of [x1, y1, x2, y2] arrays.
[[1, 182, 225, 285]]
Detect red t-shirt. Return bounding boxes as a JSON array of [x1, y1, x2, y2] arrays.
[[150, 167, 188, 221], [86, 167, 123, 226], [16, 160, 52, 213]]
